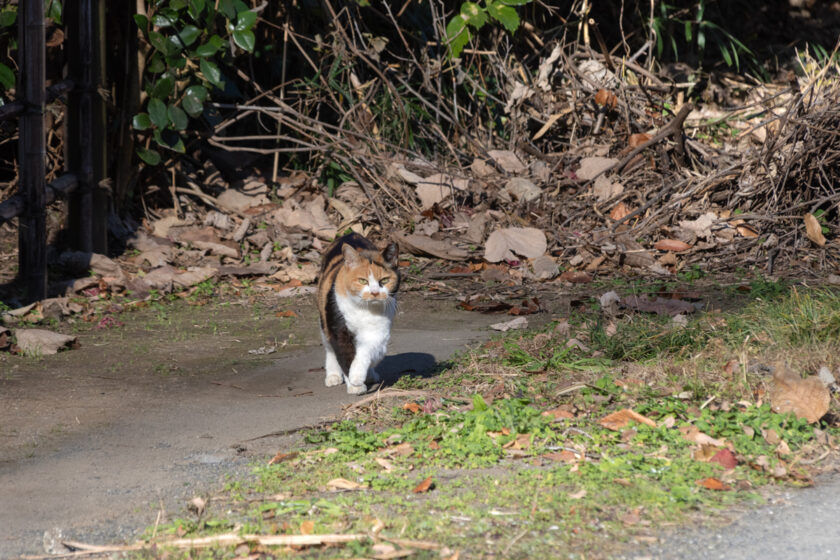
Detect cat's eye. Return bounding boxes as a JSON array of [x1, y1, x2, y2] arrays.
[[379, 277, 390, 285], [357, 278, 368, 285]]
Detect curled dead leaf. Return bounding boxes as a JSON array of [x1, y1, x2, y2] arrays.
[[403, 402, 422, 414], [412, 476, 435, 493], [653, 239, 692, 252], [609, 202, 632, 221], [737, 224, 759, 238], [697, 477, 730, 491], [267, 451, 299, 466], [628, 133, 652, 148], [594, 88, 618, 109], [598, 409, 656, 431], [327, 478, 367, 491], [300, 520, 315, 534], [710, 448, 738, 470], [484, 227, 547, 263], [804, 213, 827, 247]]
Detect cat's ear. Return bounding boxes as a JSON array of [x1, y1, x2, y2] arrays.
[[342, 243, 362, 267], [381, 242, 399, 266]]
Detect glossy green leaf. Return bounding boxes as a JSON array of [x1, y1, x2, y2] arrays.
[[182, 85, 207, 116], [151, 76, 174, 99], [219, 0, 237, 19], [149, 31, 176, 56], [195, 41, 219, 57], [132, 13, 147, 31], [148, 98, 169, 128], [178, 25, 201, 47], [200, 58, 224, 88], [233, 29, 255, 52], [47, 1, 62, 24], [0, 63, 14, 90], [152, 14, 176, 28], [500, 0, 531, 5], [486, 2, 519, 33], [460, 2, 487, 29], [188, 0, 205, 19], [137, 147, 161, 165], [168, 104, 189, 131], [147, 53, 165, 74], [445, 16, 470, 59], [158, 129, 186, 153], [132, 112, 153, 130], [170, 0, 188, 10], [236, 10, 257, 30]]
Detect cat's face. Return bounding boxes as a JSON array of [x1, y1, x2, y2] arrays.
[[335, 244, 398, 302]]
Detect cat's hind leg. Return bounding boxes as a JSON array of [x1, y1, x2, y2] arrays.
[[321, 332, 344, 387]]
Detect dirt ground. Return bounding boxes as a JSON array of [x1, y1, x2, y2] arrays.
[[0, 290, 526, 557]]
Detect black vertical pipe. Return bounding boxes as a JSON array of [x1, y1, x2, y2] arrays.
[[18, 0, 47, 301], [66, 0, 108, 254]]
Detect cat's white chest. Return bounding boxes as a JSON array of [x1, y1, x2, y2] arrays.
[[335, 294, 395, 357]]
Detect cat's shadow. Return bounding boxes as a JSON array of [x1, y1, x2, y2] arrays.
[[377, 352, 446, 386]]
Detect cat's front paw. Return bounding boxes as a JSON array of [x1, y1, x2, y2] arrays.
[[346, 383, 367, 395], [325, 372, 343, 387]]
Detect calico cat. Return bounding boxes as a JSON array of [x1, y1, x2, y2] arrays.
[[317, 233, 400, 394]]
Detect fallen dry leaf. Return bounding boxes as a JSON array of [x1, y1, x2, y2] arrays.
[[737, 224, 759, 238], [275, 310, 298, 318], [543, 450, 578, 463], [609, 202, 632, 221], [697, 477, 730, 491], [804, 213, 827, 247], [598, 409, 656, 431], [576, 157, 618, 180], [569, 488, 587, 500], [594, 88, 618, 109], [490, 316, 528, 332], [628, 133, 652, 148], [412, 476, 434, 493], [327, 478, 367, 491], [484, 227, 547, 262], [403, 402, 422, 414], [558, 270, 593, 283], [653, 239, 692, 252], [375, 457, 395, 472], [487, 149, 526, 173], [14, 329, 77, 355], [386, 442, 414, 457], [679, 426, 726, 447], [267, 451, 299, 466], [770, 364, 830, 423], [542, 408, 575, 420], [392, 232, 468, 261], [299, 520, 315, 535], [710, 448, 738, 469]]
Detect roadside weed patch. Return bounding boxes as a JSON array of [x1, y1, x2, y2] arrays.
[[129, 285, 838, 558]]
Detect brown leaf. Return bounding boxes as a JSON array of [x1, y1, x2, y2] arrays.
[[487, 149, 527, 173], [559, 270, 593, 283], [737, 224, 759, 238], [542, 408, 575, 420], [594, 89, 618, 109], [598, 409, 656, 431], [723, 359, 739, 376], [770, 364, 830, 423], [403, 402, 422, 414], [679, 426, 726, 447], [710, 448, 738, 469], [609, 202, 632, 221], [653, 239, 692, 252], [804, 213, 827, 247], [386, 442, 415, 457], [484, 227, 547, 262], [14, 329, 78, 356], [576, 157, 618, 180], [412, 476, 435, 493], [275, 310, 298, 318], [326, 478, 367, 490], [267, 451, 299, 466], [392, 232, 468, 261], [697, 477, 730, 491], [628, 133, 652, 148], [543, 450, 578, 463], [300, 520, 315, 534]]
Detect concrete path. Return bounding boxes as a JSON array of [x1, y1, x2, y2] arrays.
[[0, 298, 500, 558]]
